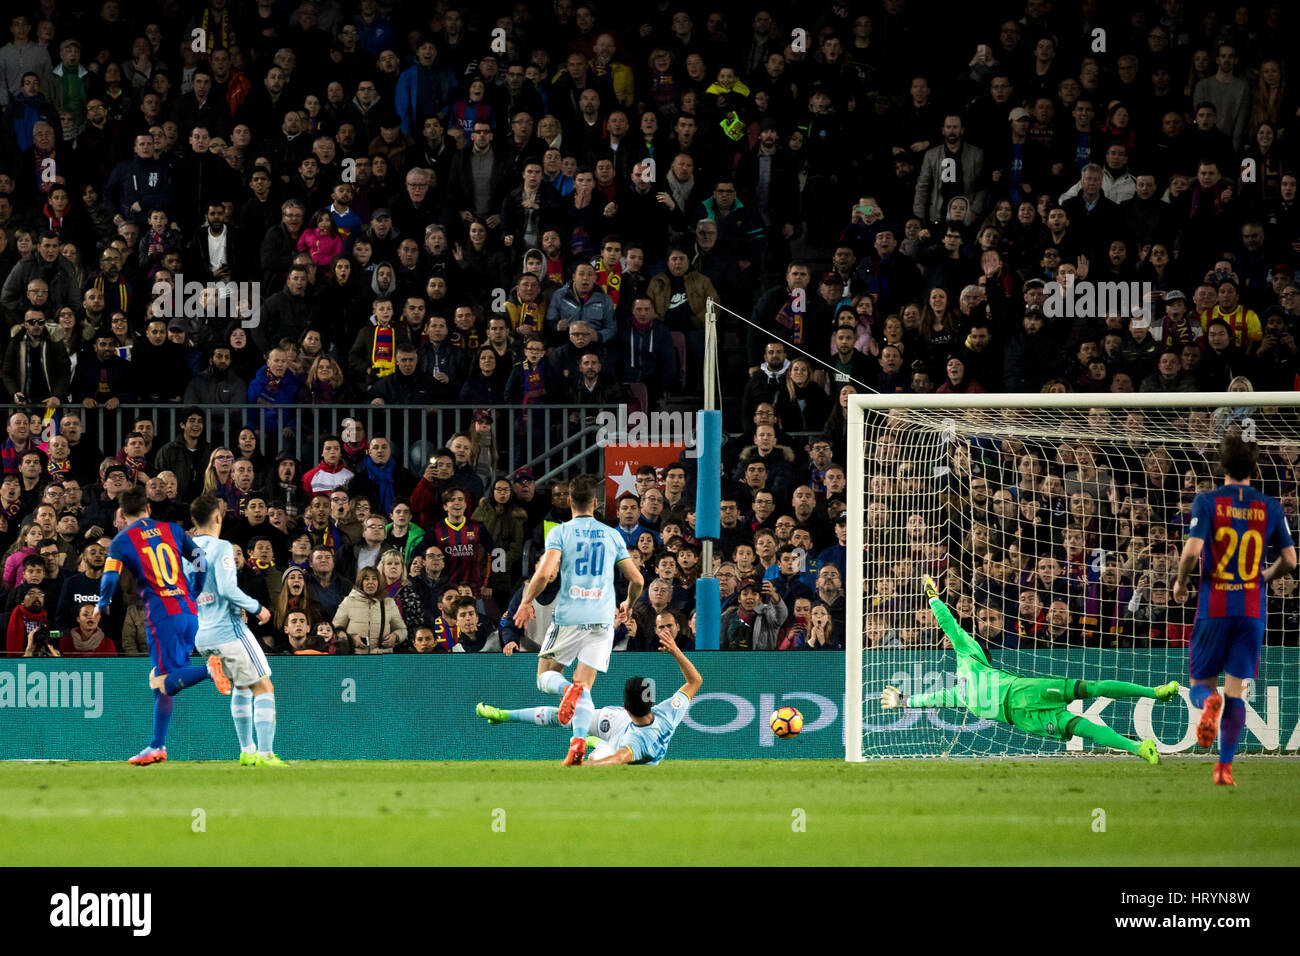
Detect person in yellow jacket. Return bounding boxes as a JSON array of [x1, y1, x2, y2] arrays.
[[1199, 278, 1261, 347]]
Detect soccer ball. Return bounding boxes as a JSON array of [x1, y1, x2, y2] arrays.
[[770, 706, 803, 738]]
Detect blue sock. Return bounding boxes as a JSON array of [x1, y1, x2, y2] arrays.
[[1189, 683, 1213, 708], [163, 664, 210, 696], [1219, 697, 1246, 764], [507, 706, 559, 725], [150, 690, 174, 749], [538, 670, 570, 696], [253, 692, 276, 755], [231, 688, 255, 752], [571, 687, 594, 741]]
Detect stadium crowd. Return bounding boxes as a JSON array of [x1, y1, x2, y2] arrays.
[[1, 0, 1299, 656]]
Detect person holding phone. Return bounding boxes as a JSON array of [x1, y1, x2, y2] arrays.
[[332, 566, 406, 654]]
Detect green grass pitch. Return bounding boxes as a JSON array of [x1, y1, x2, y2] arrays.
[[4, 758, 1299, 866]]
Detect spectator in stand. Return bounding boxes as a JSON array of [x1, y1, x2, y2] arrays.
[[302, 436, 355, 495], [0, 0, 1297, 657], [333, 566, 405, 654], [349, 436, 415, 517]]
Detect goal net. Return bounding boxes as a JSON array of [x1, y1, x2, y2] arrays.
[[844, 391, 1300, 760]]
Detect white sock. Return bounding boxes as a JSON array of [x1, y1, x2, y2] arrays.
[[537, 670, 570, 695], [253, 692, 276, 755], [231, 688, 254, 752]]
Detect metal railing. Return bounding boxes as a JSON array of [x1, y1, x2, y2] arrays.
[[67, 403, 620, 478]]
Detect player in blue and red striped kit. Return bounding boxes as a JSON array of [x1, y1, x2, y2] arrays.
[[92, 488, 209, 766], [1174, 434, 1296, 786]]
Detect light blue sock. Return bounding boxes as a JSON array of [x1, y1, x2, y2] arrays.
[[507, 707, 559, 725], [1190, 684, 1213, 709], [253, 692, 276, 755], [537, 670, 570, 696], [231, 687, 255, 752], [571, 687, 594, 740]]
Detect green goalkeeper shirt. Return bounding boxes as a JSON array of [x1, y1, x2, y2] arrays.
[[907, 654, 1017, 723]]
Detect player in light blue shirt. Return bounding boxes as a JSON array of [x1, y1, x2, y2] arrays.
[[476, 630, 702, 764], [188, 494, 283, 766], [513, 475, 644, 765]]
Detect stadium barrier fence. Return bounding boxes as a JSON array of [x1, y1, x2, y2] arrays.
[[69, 403, 621, 482]]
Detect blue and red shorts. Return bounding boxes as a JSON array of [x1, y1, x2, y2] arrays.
[[1189, 616, 1265, 681], [145, 611, 200, 675]]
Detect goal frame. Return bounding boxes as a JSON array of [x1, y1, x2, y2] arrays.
[[844, 389, 1300, 762]]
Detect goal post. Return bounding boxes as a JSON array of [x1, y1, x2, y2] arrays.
[[845, 390, 1300, 761]]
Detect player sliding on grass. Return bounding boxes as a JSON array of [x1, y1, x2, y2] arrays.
[[476, 630, 701, 765], [1173, 433, 1296, 786], [882, 576, 1179, 764], [511, 474, 644, 766]]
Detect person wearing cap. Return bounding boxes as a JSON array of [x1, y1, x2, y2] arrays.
[[988, 105, 1050, 205], [362, 206, 397, 261], [50, 37, 89, 131], [511, 468, 548, 528], [1157, 290, 1202, 347]]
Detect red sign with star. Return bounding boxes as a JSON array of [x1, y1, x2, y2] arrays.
[[605, 443, 686, 513]]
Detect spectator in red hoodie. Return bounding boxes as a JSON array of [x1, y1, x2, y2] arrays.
[[6, 584, 49, 655]]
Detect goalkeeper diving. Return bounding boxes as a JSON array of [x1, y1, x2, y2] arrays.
[[881, 576, 1180, 764]]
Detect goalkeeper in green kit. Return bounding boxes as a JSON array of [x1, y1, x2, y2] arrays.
[[881, 576, 1181, 764]]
